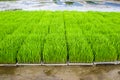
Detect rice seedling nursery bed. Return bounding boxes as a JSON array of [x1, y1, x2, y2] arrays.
[[0, 11, 120, 65]]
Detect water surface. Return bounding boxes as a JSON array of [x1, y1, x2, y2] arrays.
[[0, 0, 120, 11]]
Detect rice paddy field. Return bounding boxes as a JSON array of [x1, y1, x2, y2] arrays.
[[0, 11, 120, 64]]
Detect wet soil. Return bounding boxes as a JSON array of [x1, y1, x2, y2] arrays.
[[0, 65, 120, 80]]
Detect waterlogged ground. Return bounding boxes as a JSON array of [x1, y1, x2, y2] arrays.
[[0, 0, 120, 11], [0, 65, 120, 80]]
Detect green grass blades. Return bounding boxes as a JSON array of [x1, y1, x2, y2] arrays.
[[74, 12, 119, 62], [43, 12, 67, 63], [17, 35, 42, 63], [64, 12, 93, 63], [86, 33, 117, 62], [67, 33, 93, 63], [106, 33, 120, 61], [0, 11, 120, 64], [43, 34, 67, 63], [0, 34, 26, 64]]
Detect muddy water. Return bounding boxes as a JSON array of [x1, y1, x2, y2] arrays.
[[0, 65, 120, 80]]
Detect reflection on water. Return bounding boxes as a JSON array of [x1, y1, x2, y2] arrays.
[[65, 1, 83, 6], [86, 1, 98, 5], [65, 1, 74, 5], [53, 0, 83, 6], [0, 0, 120, 12], [104, 2, 120, 7], [54, 0, 83, 6], [53, 0, 64, 5]]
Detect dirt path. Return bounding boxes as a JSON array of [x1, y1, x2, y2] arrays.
[[0, 65, 120, 80]]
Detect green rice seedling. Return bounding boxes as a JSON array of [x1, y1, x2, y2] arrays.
[[0, 25, 32, 64], [67, 33, 93, 63], [43, 33, 67, 63], [0, 11, 120, 63], [64, 12, 93, 63], [17, 12, 54, 63], [105, 33, 120, 61], [75, 12, 118, 62], [0, 11, 42, 41], [0, 11, 39, 63], [0, 14, 21, 41], [0, 24, 16, 41], [0, 34, 26, 63], [43, 12, 67, 63], [50, 12, 65, 34], [17, 35, 43, 63], [85, 32, 117, 62]]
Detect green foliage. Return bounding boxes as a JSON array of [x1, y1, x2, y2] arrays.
[[0, 34, 26, 63], [43, 12, 67, 63], [64, 12, 93, 63], [0, 11, 120, 63], [17, 35, 42, 63], [43, 33, 67, 63]]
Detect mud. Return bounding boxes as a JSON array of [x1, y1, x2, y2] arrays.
[[0, 65, 120, 80]]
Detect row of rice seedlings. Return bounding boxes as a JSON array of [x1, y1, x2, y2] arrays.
[[17, 35, 42, 63], [0, 11, 40, 42], [0, 11, 120, 63], [105, 33, 120, 61], [74, 12, 117, 62], [86, 32, 117, 62], [43, 34, 67, 63], [64, 12, 93, 63], [0, 11, 39, 63], [0, 29, 26, 63], [17, 12, 54, 63], [43, 12, 67, 63], [0, 34, 26, 64], [67, 33, 93, 63], [97, 12, 120, 25], [0, 11, 23, 41], [0, 24, 33, 64], [103, 13, 120, 61], [86, 12, 120, 61], [92, 13, 120, 61], [0, 23, 17, 41]]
